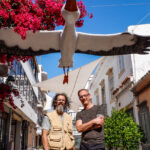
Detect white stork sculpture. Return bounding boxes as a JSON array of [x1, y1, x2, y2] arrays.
[[0, 0, 150, 82]]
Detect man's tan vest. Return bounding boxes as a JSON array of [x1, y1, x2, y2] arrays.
[[47, 110, 74, 150]]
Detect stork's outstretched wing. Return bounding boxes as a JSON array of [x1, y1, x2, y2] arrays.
[[0, 28, 62, 56], [76, 32, 150, 55]]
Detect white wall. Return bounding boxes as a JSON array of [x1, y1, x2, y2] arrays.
[[89, 56, 116, 116], [128, 24, 150, 81], [88, 54, 134, 116], [13, 95, 38, 124], [89, 54, 150, 119], [131, 53, 150, 82], [117, 85, 134, 109]]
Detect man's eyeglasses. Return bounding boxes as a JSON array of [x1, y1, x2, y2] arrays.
[[79, 94, 89, 99], [57, 99, 65, 102]]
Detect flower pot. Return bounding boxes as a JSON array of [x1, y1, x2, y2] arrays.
[[0, 63, 9, 77]]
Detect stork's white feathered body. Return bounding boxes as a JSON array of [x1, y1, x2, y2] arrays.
[[59, 7, 80, 68]]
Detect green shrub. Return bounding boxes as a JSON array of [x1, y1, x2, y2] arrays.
[[104, 109, 144, 150], [37, 145, 43, 149]]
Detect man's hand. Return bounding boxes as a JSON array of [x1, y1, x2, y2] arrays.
[[90, 116, 104, 130], [92, 116, 104, 126]]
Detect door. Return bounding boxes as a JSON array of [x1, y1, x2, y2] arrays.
[[139, 102, 150, 143], [0, 112, 8, 150]]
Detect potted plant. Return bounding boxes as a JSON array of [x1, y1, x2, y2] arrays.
[[104, 109, 144, 150]]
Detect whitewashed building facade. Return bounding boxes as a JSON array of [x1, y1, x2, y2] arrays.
[[88, 24, 150, 122], [0, 57, 46, 150]]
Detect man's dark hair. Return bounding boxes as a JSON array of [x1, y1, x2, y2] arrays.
[[78, 89, 89, 96], [52, 93, 70, 110]]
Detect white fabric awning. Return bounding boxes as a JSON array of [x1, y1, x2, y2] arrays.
[[34, 58, 101, 111]]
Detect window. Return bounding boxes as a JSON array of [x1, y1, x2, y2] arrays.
[[10, 60, 17, 76], [100, 80, 106, 104], [17, 61, 22, 75], [126, 108, 134, 119], [118, 55, 125, 73], [139, 102, 150, 143], [109, 72, 114, 99], [107, 68, 114, 100], [29, 58, 38, 81], [0, 112, 8, 150], [101, 86, 106, 104], [94, 89, 99, 105]]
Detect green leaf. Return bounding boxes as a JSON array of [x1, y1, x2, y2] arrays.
[[104, 109, 144, 149]]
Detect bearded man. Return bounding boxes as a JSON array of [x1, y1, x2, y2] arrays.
[[42, 93, 75, 150]]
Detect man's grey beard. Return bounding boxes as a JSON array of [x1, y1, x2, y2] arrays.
[[57, 105, 64, 114]]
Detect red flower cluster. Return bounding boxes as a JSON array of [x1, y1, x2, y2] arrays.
[[0, 0, 92, 39], [36, 0, 65, 30], [0, 83, 18, 112], [0, 54, 31, 66], [0, 0, 43, 39]]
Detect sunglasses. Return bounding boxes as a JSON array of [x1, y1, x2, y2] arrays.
[[79, 94, 89, 99]]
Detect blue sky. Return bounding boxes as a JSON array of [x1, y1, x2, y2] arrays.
[[37, 0, 150, 79]]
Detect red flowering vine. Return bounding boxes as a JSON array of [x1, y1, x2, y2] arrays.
[[0, 54, 31, 67], [0, 83, 17, 112], [0, 82, 24, 112]]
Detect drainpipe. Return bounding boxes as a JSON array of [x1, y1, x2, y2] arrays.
[[130, 74, 140, 124], [132, 88, 140, 124]]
